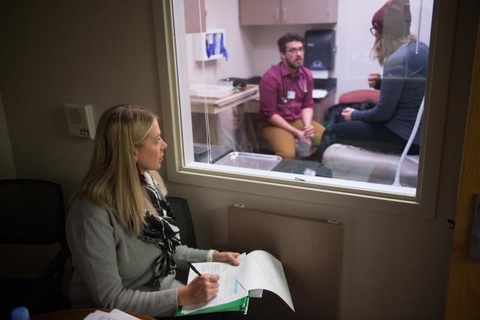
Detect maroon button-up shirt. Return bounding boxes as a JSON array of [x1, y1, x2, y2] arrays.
[[258, 62, 314, 121]]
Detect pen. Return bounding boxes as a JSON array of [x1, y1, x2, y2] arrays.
[[187, 262, 202, 276]]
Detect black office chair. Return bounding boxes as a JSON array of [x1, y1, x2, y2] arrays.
[[166, 196, 198, 283], [0, 179, 71, 318], [167, 196, 197, 248]]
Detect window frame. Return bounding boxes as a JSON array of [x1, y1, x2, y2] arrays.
[[152, 0, 455, 219]]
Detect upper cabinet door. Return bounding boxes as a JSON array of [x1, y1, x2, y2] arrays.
[[282, 0, 337, 24], [184, 0, 206, 33], [240, 0, 282, 26], [240, 0, 338, 26]]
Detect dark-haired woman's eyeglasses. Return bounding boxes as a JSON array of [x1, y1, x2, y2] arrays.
[[369, 27, 376, 36]]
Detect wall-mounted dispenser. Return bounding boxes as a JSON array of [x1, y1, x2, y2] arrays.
[[304, 29, 336, 71], [193, 28, 228, 61], [64, 103, 96, 139]]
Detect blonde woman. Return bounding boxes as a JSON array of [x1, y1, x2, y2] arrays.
[[323, 0, 428, 156], [66, 105, 242, 319]]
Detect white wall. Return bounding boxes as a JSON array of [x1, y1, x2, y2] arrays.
[[334, 0, 434, 96]]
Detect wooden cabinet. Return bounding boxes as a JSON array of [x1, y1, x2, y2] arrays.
[[184, 0, 206, 33], [240, 0, 337, 26]]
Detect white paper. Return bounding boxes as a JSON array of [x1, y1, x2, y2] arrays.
[[231, 250, 295, 312], [311, 70, 329, 79], [313, 89, 328, 99], [249, 289, 264, 298], [83, 311, 110, 320], [181, 262, 249, 315], [83, 309, 140, 320], [108, 309, 141, 320]]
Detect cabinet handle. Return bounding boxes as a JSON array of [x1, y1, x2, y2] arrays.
[[283, 8, 287, 22], [276, 8, 280, 22]]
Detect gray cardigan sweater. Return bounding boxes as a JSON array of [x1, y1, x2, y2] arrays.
[[352, 41, 429, 145], [66, 198, 211, 317]]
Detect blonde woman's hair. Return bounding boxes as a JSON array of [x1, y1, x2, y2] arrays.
[[74, 104, 159, 235], [371, 32, 417, 66]]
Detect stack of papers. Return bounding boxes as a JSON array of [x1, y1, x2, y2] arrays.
[[84, 309, 140, 320]]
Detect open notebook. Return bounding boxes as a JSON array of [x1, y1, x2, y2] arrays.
[[175, 250, 294, 316]]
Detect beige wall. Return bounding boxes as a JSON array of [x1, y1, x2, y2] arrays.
[[1, 0, 477, 319], [0, 0, 163, 197]]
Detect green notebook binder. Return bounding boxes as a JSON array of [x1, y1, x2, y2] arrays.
[[175, 295, 249, 316]]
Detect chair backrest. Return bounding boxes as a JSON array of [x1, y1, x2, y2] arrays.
[[167, 196, 197, 248], [0, 179, 71, 317], [0, 179, 66, 245], [338, 89, 380, 104], [393, 97, 424, 186]]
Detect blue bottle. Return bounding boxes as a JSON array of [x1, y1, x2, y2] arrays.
[[10, 306, 30, 320]]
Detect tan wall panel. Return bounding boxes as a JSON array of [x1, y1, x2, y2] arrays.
[[227, 206, 343, 320]]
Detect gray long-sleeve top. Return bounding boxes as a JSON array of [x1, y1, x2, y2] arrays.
[[66, 198, 211, 317], [352, 41, 429, 144]]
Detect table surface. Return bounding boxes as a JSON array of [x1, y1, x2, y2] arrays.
[[190, 85, 258, 114], [31, 308, 155, 320]]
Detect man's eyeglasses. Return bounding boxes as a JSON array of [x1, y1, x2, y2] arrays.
[[285, 47, 304, 54], [369, 27, 377, 36]]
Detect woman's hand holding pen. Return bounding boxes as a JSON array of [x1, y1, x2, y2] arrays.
[[177, 252, 240, 306], [177, 273, 220, 306]]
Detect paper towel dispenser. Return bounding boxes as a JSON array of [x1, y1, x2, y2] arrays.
[[304, 30, 335, 71]]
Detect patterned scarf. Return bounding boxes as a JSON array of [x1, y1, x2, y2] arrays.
[[139, 172, 181, 287]]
